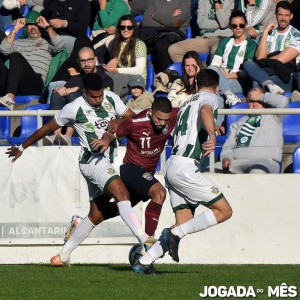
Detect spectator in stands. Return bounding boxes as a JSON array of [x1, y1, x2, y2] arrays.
[[168, 0, 234, 64], [104, 15, 147, 98], [244, 0, 277, 39], [215, 87, 289, 174], [91, 0, 131, 64], [126, 75, 154, 110], [44, 47, 114, 146], [291, 0, 300, 31], [243, 1, 300, 94], [168, 50, 202, 107], [3, 0, 43, 12], [0, 11, 64, 110], [41, 0, 91, 55], [208, 10, 257, 106], [136, 0, 191, 73]]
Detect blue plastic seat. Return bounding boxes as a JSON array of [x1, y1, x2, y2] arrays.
[[4, 25, 23, 40], [134, 15, 143, 25], [146, 63, 155, 92], [293, 146, 300, 173], [7, 103, 50, 145], [14, 95, 40, 104], [283, 102, 300, 143], [0, 107, 10, 140], [86, 27, 92, 38], [166, 62, 182, 77]]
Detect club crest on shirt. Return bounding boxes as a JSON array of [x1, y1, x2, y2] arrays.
[[238, 51, 244, 57], [241, 137, 248, 144], [142, 172, 153, 180], [162, 125, 168, 135], [103, 102, 113, 111], [211, 186, 219, 195], [107, 168, 115, 175]]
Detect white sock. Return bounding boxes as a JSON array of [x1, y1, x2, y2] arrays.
[[117, 200, 148, 244], [174, 210, 217, 236], [140, 240, 164, 265], [59, 217, 95, 262]]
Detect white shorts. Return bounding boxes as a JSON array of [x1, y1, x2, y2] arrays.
[[79, 154, 119, 201], [164, 155, 223, 212]]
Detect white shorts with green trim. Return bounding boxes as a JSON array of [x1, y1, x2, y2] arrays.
[[79, 153, 119, 201], [164, 155, 223, 212]]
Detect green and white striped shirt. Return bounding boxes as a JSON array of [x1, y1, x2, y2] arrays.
[[172, 91, 219, 161], [54, 90, 128, 163], [266, 25, 300, 63], [211, 36, 257, 72]]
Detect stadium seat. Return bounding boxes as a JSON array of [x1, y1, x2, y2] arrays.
[[283, 102, 300, 144], [134, 15, 143, 25], [86, 27, 92, 38], [4, 25, 23, 40], [167, 62, 182, 77], [7, 103, 50, 145], [186, 26, 192, 39], [293, 146, 300, 173], [14, 95, 40, 104], [146, 63, 155, 92], [0, 107, 10, 140], [20, 5, 30, 17]]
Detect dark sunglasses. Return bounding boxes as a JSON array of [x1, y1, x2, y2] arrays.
[[120, 25, 134, 31], [231, 23, 246, 29]]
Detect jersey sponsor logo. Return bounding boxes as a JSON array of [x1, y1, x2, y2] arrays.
[[142, 172, 153, 180], [107, 168, 115, 175], [94, 119, 109, 129], [211, 186, 220, 195], [141, 148, 161, 155], [103, 102, 113, 111]]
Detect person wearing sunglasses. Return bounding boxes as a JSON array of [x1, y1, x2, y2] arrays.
[[103, 14, 147, 99], [208, 10, 257, 106]]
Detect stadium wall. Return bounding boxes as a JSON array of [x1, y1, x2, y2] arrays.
[[0, 146, 299, 265]]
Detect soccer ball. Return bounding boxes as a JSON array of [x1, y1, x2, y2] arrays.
[[128, 243, 144, 266]]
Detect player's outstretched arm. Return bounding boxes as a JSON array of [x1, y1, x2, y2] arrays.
[[6, 119, 60, 162]]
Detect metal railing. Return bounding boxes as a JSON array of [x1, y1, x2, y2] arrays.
[[1, 107, 300, 169]]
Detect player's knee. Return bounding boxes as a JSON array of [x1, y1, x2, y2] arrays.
[[150, 187, 166, 205]]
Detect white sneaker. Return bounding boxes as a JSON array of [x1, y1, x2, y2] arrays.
[[3, 0, 20, 10], [0, 95, 15, 110], [55, 133, 72, 146], [43, 135, 56, 146], [267, 83, 284, 94], [225, 94, 241, 106]]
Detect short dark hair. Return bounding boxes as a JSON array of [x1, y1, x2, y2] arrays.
[[151, 97, 172, 113], [196, 69, 219, 90], [229, 10, 247, 24], [276, 1, 292, 14], [83, 73, 103, 91]]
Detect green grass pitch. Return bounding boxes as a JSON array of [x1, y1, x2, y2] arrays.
[[0, 264, 299, 299]]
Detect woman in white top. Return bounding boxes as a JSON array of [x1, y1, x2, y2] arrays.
[[168, 50, 203, 107], [104, 14, 147, 98]]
